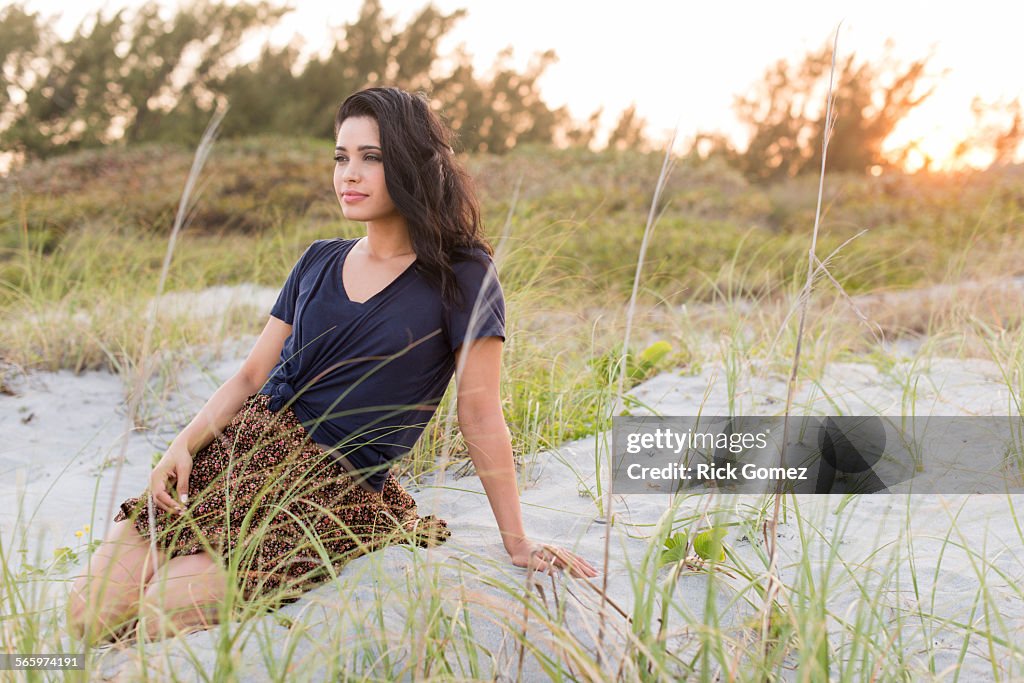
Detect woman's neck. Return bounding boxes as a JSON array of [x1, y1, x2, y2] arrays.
[[362, 220, 414, 259]]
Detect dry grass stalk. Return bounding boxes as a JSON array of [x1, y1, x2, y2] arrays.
[[761, 22, 843, 658], [597, 125, 678, 670], [101, 104, 227, 611]]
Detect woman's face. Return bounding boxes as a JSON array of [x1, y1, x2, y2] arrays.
[[334, 116, 402, 225]]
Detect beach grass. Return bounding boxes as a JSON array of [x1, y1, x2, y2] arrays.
[[1, 104, 1023, 679], [4, 298, 1024, 680]]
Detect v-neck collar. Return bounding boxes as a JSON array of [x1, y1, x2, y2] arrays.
[[339, 238, 418, 306]]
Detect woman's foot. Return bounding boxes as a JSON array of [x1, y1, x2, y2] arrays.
[[404, 514, 451, 547], [89, 618, 140, 652]]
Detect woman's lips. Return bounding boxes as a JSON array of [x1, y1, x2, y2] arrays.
[[342, 192, 367, 203]]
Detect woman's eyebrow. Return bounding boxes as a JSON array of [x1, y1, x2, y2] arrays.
[[335, 144, 382, 151]]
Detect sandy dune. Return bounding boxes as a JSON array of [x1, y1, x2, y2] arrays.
[[2, 326, 1022, 679]]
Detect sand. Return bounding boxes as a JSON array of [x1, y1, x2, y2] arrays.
[[2, 310, 1022, 680]]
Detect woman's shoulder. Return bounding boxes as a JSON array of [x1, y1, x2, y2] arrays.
[[288, 238, 349, 278], [302, 237, 352, 260], [448, 247, 500, 292], [450, 244, 495, 269], [310, 237, 353, 251], [449, 245, 502, 299]]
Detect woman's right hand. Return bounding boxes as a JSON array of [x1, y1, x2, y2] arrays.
[[149, 442, 193, 515]]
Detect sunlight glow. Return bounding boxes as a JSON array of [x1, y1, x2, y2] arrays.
[[18, 0, 1024, 172]]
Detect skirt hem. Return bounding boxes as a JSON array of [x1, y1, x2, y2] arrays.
[[111, 393, 451, 603]]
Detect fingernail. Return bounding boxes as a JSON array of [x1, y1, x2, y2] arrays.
[[182, 494, 189, 503]]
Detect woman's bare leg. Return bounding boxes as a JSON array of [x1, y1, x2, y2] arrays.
[[137, 550, 232, 642], [66, 518, 170, 647]]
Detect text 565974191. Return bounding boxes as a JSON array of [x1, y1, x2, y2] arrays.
[[0, 654, 84, 670]]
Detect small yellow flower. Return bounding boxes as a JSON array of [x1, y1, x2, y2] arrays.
[[83, 524, 90, 532], [74, 530, 83, 537]]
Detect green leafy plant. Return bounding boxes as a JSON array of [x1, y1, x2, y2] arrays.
[[16, 533, 100, 579], [692, 527, 727, 562], [590, 340, 675, 388], [658, 531, 689, 566], [658, 527, 727, 567]]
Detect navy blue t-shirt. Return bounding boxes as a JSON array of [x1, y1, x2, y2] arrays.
[[260, 237, 506, 491]]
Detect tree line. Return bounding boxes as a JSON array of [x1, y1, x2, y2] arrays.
[[0, 0, 640, 160], [1, 0, 1019, 180]]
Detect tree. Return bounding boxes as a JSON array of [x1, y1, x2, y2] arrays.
[[561, 106, 602, 149], [605, 103, 648, 152], [951, 96, 1023, 168], [430, 45, 568, 153], [685, 131, 742, 169], [255, 0, 471, 141], [0, 5, 48, 157], [0, 1, 284, 158], [1, 0, 573, 160], [992, 102, 1022, 167], [731, 41, 935, 182]]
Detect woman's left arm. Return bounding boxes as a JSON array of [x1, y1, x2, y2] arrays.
[[454, 336, 598, 578]]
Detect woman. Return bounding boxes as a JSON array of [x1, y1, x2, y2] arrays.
[[67, 87, 597, 647]]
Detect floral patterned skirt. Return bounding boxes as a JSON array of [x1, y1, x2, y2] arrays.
[[113, 393, 450, 609]]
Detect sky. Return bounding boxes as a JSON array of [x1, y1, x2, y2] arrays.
[[19, 0, 1024, 169]]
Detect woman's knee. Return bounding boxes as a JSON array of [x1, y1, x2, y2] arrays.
[[138, 552, 230, 641], [66, 519, 166, 644]]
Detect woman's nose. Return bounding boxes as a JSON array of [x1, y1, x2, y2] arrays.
[[342, 162, 361, 182]]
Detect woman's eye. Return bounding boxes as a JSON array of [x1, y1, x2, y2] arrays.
[[366, 155, 381, 162], [334, 156, 346, 163]]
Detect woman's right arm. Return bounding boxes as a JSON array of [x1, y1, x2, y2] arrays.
[[149, 316, 293, 515]]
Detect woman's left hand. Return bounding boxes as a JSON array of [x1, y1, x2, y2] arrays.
[[508, 539, 599, 578]]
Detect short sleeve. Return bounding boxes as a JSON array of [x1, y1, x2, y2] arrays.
[[445, 252, 506, 353], [270, 240, 320, 324]]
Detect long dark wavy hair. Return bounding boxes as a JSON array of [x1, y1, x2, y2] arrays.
[[334, 87, 493, 312]]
